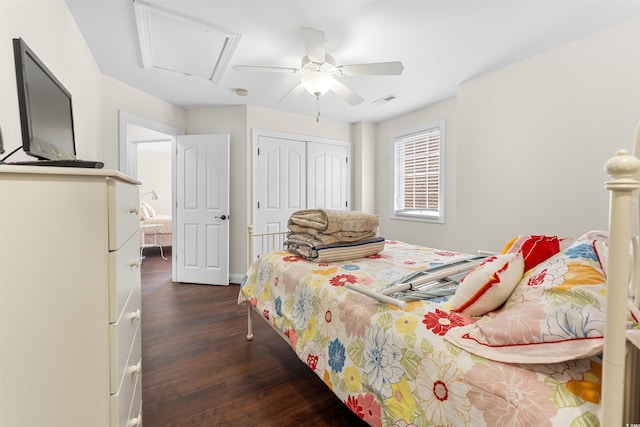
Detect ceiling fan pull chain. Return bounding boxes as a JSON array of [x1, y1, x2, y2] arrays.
[[316, 95, 320, 122]]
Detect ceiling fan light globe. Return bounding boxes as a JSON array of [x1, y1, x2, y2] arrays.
[[301, 72, 333, 96]]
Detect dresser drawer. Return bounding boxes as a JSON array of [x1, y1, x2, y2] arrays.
[[109, 179, 140, 251], [109, 233, 141, 323], [110, 324, 142, 427], [110, 282, 141, 394], [127, 377, 143, 427]]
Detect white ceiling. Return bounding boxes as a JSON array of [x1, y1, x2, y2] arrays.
[[65, 0, 640, 124]]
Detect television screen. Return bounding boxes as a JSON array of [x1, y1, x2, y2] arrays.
[[13, 38, 77, 161]]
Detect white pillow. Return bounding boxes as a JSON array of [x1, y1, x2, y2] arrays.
[[449, 252, 524, 316], [139, 204, 150, 220], [141, 201, 156, 217]]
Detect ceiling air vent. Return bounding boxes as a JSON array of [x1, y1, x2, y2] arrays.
[[133, 0, 241, 84], [372, 94, 399, 105]]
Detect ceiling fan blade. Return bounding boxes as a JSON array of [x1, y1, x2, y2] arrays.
[[329, 79, 364, 106], [233, 65, 299, 73], [279, 83, 306, 103], [301, 27, 326, 63], [337, 61, 404, 76]]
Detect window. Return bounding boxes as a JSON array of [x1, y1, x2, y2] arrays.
[[393, 121, 444, 223]]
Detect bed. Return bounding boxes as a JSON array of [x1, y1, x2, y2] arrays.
[[139, 201, 172, 248], [139, 201, 171, 260], [238, 142, 640, 426]]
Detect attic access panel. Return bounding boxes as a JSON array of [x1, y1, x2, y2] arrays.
[[133, 0, 240, 84]]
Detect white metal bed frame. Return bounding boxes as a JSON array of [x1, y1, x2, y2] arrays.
[[245, 136, 640, 425], [602, 146, 640, 425], [246, 224, 288, 341]]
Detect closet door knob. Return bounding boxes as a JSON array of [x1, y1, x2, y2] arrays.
[[215, 214, 228, 220]]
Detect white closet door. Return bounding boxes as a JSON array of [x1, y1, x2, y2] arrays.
[[254, 135, 306, 235], [307, 141, 350, 211], [252, 131, 351, 263]]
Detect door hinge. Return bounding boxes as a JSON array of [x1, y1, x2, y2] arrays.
[[257, 201, 260, 209], [345, 201, 348, 208], [257, 148, 260, 156], [345, 157, 348, 163]]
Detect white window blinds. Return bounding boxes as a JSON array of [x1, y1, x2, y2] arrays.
[[393, 124, 443, 221]]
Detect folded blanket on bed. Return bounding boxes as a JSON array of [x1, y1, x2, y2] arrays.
[[284, 234, 385, 262], [286, 227, 376, 244], [287, 209, 379, 235]]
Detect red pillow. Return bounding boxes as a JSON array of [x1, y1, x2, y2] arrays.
[[502, 235, 565, 272]]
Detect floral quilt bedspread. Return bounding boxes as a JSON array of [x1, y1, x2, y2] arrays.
[[238, 240, 602, 427]]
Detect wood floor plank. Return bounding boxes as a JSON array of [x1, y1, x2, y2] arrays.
[[141, 248, 368, 426]]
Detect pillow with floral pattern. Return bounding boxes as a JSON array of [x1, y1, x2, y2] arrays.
[[501, 234, 573, 272], [445, 231, 625, 363]]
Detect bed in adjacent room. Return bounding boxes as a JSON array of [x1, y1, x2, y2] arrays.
[[238, 141, 640, 426], [139, 201, 172, 248]]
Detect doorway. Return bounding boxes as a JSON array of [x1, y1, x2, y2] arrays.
[[118, 111, 184, 280]]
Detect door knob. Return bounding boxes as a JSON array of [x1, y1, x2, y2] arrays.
[[215, 214, 228, 220]]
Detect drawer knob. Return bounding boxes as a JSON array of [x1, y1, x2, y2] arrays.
[[129, 309, 141, 321], [128, 359, 142, 375], [129, 259, 141, 268], [127, 414, 142, 427], [129, 206, 139, 215], [129, 359, 142, 374]]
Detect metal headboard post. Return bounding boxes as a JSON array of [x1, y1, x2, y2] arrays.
[[602, 149, 640, 426]]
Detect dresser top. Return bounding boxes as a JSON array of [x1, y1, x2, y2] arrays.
[[0, 164, 140, 185]]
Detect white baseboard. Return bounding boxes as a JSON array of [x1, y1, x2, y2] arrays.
[[229, 273, 245, 284]]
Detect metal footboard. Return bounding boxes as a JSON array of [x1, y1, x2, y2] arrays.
[[246, 225, 287, 340]]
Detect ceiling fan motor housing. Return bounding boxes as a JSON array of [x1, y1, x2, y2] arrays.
[[301, 54, 337, 96], [301, 54, 336, 74]]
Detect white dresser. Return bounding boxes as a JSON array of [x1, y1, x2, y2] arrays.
[[0, 166, 143, 427]]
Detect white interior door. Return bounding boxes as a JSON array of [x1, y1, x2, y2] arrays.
[[176, 134, 229, 285]]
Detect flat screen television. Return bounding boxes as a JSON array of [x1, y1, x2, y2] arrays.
[[13, 38, 77, 161]]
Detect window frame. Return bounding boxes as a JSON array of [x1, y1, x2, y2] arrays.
[[390, 119, 445, 224]]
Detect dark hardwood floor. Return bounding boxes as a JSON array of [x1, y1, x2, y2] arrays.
[[141, 247, 369, 426]]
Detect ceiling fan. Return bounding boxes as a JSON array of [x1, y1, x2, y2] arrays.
[[232, 27, 404, 106]]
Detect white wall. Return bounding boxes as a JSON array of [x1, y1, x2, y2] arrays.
[[101, 76, 186, 169], [375, 17, 640, 254], [138, 150, 172, 215], [352, 121, 376, 213], [246, 106, 352, 141], [456, 16, 640, 253]]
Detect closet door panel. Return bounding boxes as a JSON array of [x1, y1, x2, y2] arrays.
[[307, 141, 350, 211], [255, 135, 306, 235]]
